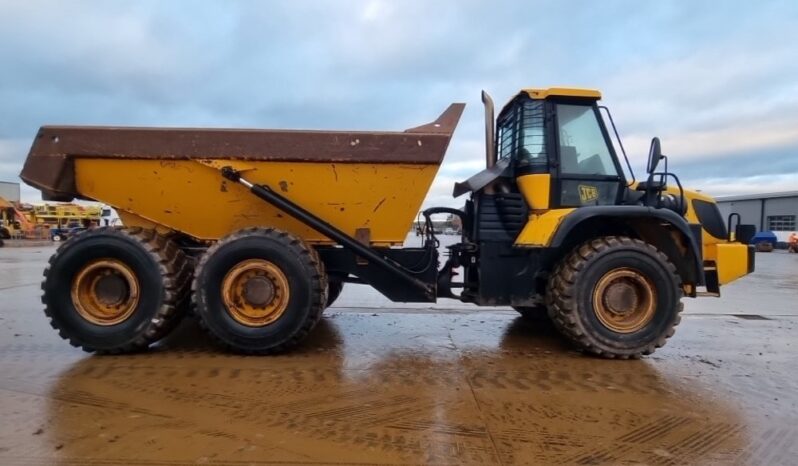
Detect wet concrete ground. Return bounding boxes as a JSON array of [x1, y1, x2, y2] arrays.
[[1, 246, 797, 465]]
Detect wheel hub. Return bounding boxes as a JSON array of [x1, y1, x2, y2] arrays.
[[94, 274, 128, 306], [603, 282, 639, 315], [71, 259, 140, 326], [243, 276, 275, 307], [222, 259, 290, 327], [592, 268, 656, 333]]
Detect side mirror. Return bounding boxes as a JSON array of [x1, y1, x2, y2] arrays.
[[647, 137, 663, 173]]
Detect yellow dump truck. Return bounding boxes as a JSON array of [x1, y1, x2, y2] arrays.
[[20, 87, 755, 358]]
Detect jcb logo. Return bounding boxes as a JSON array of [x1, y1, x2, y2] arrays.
[[579, 185, 598, 203]]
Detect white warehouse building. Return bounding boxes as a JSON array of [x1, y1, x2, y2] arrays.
[[0, 181, 20, 202], [715, 191, 798, 241]]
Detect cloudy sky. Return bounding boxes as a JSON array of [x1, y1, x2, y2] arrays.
[[1, 0, 797, 207]]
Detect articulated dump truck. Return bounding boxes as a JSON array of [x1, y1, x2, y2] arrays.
[[21, 87, 756, 358]]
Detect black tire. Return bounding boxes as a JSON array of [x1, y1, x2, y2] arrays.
[[0, 227, 10, 240], [192, 227, 326, 354], [42, 227, 190, 353], [546, 236, 682, 359], [150, 242, 194, 342], [52, 234, 62, 242], [512, 305, 549, 321], [326, 280, 344, 309]]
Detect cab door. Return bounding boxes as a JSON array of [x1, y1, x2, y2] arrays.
[[553, 103, 625, 207]]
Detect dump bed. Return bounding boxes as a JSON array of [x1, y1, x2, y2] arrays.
[[20, 104, 464, 245]]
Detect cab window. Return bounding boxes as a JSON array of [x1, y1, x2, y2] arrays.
[[556, 104, 618, 177], [496, 99, 548, 172], [556, 103, 622, 206]]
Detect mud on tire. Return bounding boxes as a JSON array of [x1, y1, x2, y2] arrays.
[[42, 227, 191, 353], [192, 227, 326, 354], [546, 236, 683, 359]]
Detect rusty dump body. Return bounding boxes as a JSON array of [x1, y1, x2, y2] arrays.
[[21, 104, 465, 245]]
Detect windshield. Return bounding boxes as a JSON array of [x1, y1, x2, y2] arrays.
[[556, 104, 619, 177]]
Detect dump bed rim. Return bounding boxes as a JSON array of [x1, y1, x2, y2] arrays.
[[21, 103, 465, 201]]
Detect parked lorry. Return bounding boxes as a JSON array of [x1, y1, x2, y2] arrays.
[[20, 87, 755, 358]]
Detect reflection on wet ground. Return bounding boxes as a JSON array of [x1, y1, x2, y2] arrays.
[[1, 247, 797, 464], [1, 312, 796, 465]]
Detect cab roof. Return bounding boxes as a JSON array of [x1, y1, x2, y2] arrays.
[[498, 87, 603, 120], [521, 87, 602, 100]]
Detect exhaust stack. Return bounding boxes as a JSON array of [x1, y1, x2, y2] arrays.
[[482, 90, 496, 168]]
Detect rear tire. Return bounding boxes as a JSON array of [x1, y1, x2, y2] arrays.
[[546, 236, 682, 359], [192, 227, 326, 354], [42, 227, 189, 353]]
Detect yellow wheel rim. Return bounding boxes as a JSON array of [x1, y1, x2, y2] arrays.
[[592, 267, 656, 333], [71, 259, 140, 326], [222, 259, 290, 327]]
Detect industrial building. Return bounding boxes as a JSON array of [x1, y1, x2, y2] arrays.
[[716, 190, 798, 240], [0, 180, 20, 202]]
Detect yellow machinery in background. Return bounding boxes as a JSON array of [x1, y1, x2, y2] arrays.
[[30, 202, 104, 227], [0, 196, 39, 240], [20, 87, 755, 358], [1, 196, 105, 241]]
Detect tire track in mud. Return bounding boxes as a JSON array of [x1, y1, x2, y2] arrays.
[[4, 335, 798, 464], [733, 426, 798, 466], [0, 458, 421, 465], [55, 363, 695, 465], [560, 417, 742, 465], [654, 422, 743, 466], [616, 415, 691, 444], [75, 369, 500, 464], [468, 368, 674, 395], [0, 381, 171, 421], [385, 420, 489, 439], [15, 358, 694, 396], [2, 343, 795, 406]]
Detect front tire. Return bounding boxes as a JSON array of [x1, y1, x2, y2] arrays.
[[192, 228, 326, 354], [546, 236, 682, 358], [42, 228, 189, 353]]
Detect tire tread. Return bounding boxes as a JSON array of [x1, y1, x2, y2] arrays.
[[42, 227, 190, 353], [545, 235, 683, 359], [191, 227, 326, 354]]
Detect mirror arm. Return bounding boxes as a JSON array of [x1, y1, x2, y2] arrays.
[[599, 106, 635, 187]]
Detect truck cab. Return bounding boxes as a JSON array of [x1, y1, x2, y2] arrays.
[[430, 87, 756, 356], [498, 88, 625, 210]]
